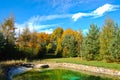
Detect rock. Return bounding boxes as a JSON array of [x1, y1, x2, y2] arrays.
[[34, 64, 49, 69], [41, 64, 49, 68], [20, 63, 35, 68]]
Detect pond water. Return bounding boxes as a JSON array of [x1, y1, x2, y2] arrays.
[[13, 69, 117, 80]]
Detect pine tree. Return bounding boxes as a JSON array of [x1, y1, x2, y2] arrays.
[[100, 17, 114, 61], [83, 24, 100, 60], [109, 24, 120, 62]]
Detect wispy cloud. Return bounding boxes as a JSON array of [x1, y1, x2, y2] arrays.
[[15, 22, 58, 34], [72, 4, 119, 21], [29, 14, 72, 23], [15, 14, 73, 34]]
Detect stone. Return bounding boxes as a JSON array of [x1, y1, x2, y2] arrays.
[[41, 64, 49, 68], [34, 64, 49, 68], [20, 63, 35, 68]]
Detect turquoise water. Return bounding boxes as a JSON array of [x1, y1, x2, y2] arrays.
[[13, 69, 118, 80]]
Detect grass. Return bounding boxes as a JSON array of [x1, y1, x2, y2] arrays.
[[42, 57, 120, 71], [13, 69, 112, 80]]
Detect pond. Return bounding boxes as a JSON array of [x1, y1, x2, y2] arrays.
[[13, 69, 117, 80]]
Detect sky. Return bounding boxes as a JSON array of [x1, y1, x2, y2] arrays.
[[0, 0, 120, 34]]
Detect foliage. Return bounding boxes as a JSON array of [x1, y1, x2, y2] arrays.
[[82, 24, 100, 60], [62, 34, 77, 57], [109, 24, 120, 62], [0, 16, 17, 60], [0, 15, 120, 63], [99, 18, 114, 61]]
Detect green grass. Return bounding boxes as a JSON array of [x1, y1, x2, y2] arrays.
[[43, 58, 120, 71], [13, 69, 112, 80]]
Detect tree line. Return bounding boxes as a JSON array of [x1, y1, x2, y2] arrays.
[[0, 16, 120, 62]]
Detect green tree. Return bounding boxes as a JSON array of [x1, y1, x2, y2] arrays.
[[20, 27, 31, 51], [62, 34, 77, 57], [109, 24, 120, 62], [83, 24, 100, 60], [0, 32, 6, 60], [46, 43, 53, 53], [0, 16, 17, 60], [76, 30, 83, 59], [100, 17, 114, 61]]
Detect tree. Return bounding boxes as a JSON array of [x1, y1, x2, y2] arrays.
[[50, 27, 63, 55], [0, 16, 17, 60], [55, 38, 62, 57], [30, 32, 38, 55], [109, 24, 120, 62], [0, 32, 6, 60], [76, 30, 83, 59], [46, 43, 53, 53], [51, 27, 63, 42], [1, 16, 16, 45], [62, 34, 77, 57], [37, 32, 50, 58], [19, 27, 31, 51], [100, 17, 114, 61], [82, 24, 100, 60]]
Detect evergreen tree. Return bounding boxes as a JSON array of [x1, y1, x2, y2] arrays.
[[62, 34, 77, 57], [0, 16, 17, 59], [76, 30, 83, 59], [100, 17, 114, 61], [109, 24, 120, 62], [83, 24, 100, 60]]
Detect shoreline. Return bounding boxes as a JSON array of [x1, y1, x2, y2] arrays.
[[8, 62, 120, 80]]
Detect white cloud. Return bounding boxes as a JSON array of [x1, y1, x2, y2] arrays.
[[72, 13, 91, 21], [15, 22, 57, 34], [15, 14, 72, 34], [15, 14, 71, 34], [29, 14, 72, 23], [40, 28, 53, 34], [92, 4, 119, 17], [72, 4, 119, 21]]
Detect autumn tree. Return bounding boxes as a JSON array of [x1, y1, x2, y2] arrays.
[[1, 16, 16, 45], [55, 38, 62, 57], [19, 27, 31, 51], [51, 27, 63, 42], [37, 32, 50, 58], [30, 31, 38, 55], [100, 17, 114, 61], [50, 27, 63, 56]]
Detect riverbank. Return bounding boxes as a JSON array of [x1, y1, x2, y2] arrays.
[[11, 62, 120, 80], [1, 58, 120, 80]]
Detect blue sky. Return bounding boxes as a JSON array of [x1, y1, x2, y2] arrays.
[[0, 0, 120, 34]]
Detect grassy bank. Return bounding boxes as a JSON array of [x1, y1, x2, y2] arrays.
[[42, 58, 120, 71]]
